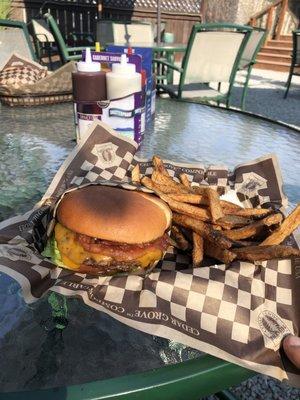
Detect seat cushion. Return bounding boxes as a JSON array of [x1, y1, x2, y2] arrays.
[[161, 83, 224, 99]]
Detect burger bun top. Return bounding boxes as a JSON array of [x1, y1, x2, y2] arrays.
[[56, 185, 172, 244]]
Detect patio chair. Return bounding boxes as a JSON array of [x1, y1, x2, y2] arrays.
[[29, 19, 56, 69], [284, 29, 300, 98], [237, 27, 267, 109], [156, 23, 252, 109], [112, 21, 154, 45], [44, 13, 95, 65], [0, 19, 38, 70]]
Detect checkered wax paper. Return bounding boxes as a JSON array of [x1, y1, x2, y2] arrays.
[[0, 121, 299, 387], [0, 54, 75, 96], [0, 54, 47, 94]]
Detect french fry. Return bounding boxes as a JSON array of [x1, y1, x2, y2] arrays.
[[143, 155, 300, 268], [143, 176, 191, 195], [168, 193, 207, 205], [141, 176, 157, 191], [179, 173, 191, 188], [141, 176, 176, 194], [206, 187, 224, 222], [192, 232, 203, 267], [151, 170, 190, 194], [225, 208, 271, 218], [193, 185, 225, 196], [204, 241, 237, 264], [131, 164, 140, 183], [233, 245, 300, 262], [171, 226, 189, 251], [223, 213, 283, 240], [159, 194, 246, 210], [212, 224, 222, 231], [172, 213, 233, 249], [220, 200, 243, 211], [159, 194, 211, 221], [216, 215, 254, 230], [152, 155, 169, 176], [191, 185, 210, 195], [260, 204, 300, 246]]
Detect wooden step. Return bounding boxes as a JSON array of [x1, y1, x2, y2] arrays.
[[279, 34, 292, 42], [256, 52, 291, 64], [254, 60, 291, 72], [266, 39, 292, 48], [261, 45, 292, 55]]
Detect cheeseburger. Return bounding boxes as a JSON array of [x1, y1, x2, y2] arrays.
[[45, 185, 172, 275]]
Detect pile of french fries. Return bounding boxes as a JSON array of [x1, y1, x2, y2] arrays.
[[131, 156, 300, 267]]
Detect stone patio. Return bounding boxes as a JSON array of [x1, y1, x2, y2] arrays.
[[231, 68, 300, 128]]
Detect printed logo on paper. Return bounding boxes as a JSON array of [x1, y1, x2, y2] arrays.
[[92, 142, 119, 168], [258, 310, 290, 348], [0, 245, 32, 262], [235, 172, 267, 197]]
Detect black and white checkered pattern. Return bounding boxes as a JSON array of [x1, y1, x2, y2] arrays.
[[0, 54, 47, 96], [0, 66, 40, 87], [0, 124, 297, 384], [53, 256, 293, 348], [130, 158, 228, 190], [70, 151, 134, 186]]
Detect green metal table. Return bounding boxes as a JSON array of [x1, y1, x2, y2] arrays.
[[0, 99, 299, 399], [107, 41, 186, 55]]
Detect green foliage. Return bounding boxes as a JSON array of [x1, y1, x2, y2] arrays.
[[0, 0, 11, 20]]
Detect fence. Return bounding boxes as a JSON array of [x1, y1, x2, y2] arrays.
[[11, 0, 201, 44]]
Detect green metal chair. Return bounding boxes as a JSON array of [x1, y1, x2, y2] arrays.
[[28, 18, 57, 69], [43, 13, 95, 64], [112, 21, 154, 45], [156, 23, 253, 109], [284, 29, 300, 98], [0, 19, 38, 69], [237, 27, 267, 109]]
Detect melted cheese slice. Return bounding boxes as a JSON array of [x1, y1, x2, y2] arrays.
[[55, 223, 162, 270]]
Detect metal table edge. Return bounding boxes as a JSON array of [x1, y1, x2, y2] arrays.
[[0, 355, 254, 400]]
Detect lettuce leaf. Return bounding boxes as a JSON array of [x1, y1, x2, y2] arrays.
[[41, 236, 65, 267]]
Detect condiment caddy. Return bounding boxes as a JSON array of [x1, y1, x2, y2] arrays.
[[72, 48, 155, 145]]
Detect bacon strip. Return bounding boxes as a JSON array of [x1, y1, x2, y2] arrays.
[[76, 233, 170, 261]]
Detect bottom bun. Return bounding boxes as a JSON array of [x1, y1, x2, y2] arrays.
[[61, 257, 162, 276], [84, 259, 159, 276]]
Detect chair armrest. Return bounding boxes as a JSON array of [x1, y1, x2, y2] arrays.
[[153, 58, 183, 73], [67, 46, 95, 52], [66, 54, 83, 60]]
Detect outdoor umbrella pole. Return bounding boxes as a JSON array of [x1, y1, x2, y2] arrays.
[[97, 0, 103, 19], [157, 0, 161, 45]]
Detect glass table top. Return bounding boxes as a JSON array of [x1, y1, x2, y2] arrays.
[[0, 99, 299, 392]]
